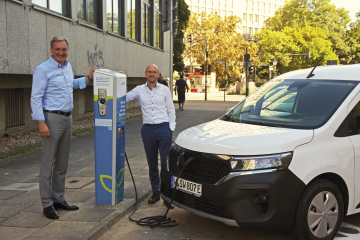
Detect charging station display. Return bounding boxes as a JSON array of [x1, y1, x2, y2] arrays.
[[93, 69, 126, 205]]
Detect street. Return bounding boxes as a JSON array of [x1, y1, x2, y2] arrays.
[[98, 196, 360, 240]]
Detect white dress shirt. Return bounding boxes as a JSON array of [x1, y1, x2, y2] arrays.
[[126, 82, 176, 131]]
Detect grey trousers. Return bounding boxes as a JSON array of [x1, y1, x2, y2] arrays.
[[39, 112, 72, 208]]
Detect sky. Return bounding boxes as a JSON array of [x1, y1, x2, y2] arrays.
[[330, 0, 360, 22]]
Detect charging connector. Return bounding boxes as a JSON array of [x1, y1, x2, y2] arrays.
[[125, 151, 195, 228]]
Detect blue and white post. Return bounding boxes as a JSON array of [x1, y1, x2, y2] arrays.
[[93, 69, 126, 205]]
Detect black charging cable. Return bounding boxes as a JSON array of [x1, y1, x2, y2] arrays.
[[125, 152, 195, 228]]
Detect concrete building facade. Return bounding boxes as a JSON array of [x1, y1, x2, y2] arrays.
[[0, 0, 171, 137], [185, 0, 285, 35]]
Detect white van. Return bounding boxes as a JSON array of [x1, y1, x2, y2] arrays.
[[161, 64, 360, 240]]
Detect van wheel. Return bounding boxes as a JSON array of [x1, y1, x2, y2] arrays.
[[290, 179, 344, 240]]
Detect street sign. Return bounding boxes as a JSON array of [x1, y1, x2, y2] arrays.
[[269, 66, 274, 70], [216, 61, 225, 63], [226, 64, 231, 67]]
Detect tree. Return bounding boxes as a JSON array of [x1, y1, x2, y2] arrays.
[[264, 0, 352, 63], [257, 25, 337, 74], [183, 12, 259, 86], [173, 0, 191, 73], [348, 11, 360, 64]]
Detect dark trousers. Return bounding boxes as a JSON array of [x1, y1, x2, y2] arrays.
[[141, 122, 172, 194]]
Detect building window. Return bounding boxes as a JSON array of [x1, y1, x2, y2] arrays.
[[77, 0, 101, 28], [208, 8, 213, 13], [251, 0, 254, 12], [143, 0, 151, 44], [261, 15, 265, 25], [5, 89, 25, 129], [243, 13, 247, 24], [272, 4, 276, 12], [127, 0, 139, 40], [32, 0, 70, 17], [107, 0, 124, 35], [228, 11, 233, 15], [243, 26, 247, 34], [261, 2, 265, 13], [193, 6, 199, 13], [221, 10, 226, 17], [255, 14, 259, 25], [189, 5, 192, 11], [255, 28, 259, 33], [266, 3, 270, 14], [155, 0, 162, 48], [249, 14, 253, 24], [221, 0, 226, 9], [200, 0, 205, 5], [249, 27, 253, 35], [214, 0, 220, 8], [201, 7, 206, 13]]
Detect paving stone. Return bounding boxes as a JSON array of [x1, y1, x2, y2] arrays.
[[0, 227, 39, 240], [0, 205, 29, 218], [0, 190, 27, 200], [0, 183, 38, 191], [63, 189, 95, 203], [59, 209, 116, 222], [65, 177, 94, 189], [0, 218, 5, 223], [28, 221, 98, 238], [0, 212, 53, 228]]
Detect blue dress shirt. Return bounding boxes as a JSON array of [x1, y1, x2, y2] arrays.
[[31, 56, 87, 121]]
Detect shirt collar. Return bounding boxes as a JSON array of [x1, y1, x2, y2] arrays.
[[49, 56, 68, 68], [145, 81, 158, 90]]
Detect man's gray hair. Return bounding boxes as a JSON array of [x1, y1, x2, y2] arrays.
[[50, 36, 69, 48]]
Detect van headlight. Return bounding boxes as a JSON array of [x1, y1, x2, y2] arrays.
[[230, 152, 292, 172]]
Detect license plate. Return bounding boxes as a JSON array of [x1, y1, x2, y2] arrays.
[[171, 176, 202, 197]]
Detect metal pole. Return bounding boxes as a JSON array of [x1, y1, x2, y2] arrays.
[[269, 65, 271, 81], [169, 0, 173, 98], [205, 36, 208, 101], [224, 60, 226, 101], [246, 48, 249, 97]]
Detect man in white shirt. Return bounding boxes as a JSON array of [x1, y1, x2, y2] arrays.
[[126, 64, 176, 206]]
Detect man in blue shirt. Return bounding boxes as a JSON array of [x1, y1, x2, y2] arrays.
[[31, 36, 97, 219]]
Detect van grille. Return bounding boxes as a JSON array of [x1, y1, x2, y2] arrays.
[[164, 186, 232, 219], [168, 146, 230, 184]]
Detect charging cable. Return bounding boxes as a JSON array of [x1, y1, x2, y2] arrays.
[[125, 152, 195, 228]]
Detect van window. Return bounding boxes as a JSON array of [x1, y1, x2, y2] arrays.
[[223, 79, 357, 129], [335, 101, 360, 137]]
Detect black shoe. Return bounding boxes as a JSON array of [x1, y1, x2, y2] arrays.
[[148, 193, 160, 204], [43, 206, 59, 219], [163, 200, 174, 209], [53, 201, 79, 211]]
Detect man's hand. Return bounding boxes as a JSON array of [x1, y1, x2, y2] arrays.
[[87, 66, 99, 83], [38, 121, 50, 137], [118, 71, 127, 75]]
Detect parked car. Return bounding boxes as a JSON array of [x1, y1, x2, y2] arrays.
[[161, 64, 360, 240]]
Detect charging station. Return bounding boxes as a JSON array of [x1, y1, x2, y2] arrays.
[[93, 69, 126, 205]]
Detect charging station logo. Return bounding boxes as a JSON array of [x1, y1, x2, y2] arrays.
[[100, 168, 124, 203]]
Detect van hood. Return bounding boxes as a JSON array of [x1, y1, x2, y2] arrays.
[[175, 119, 314, 155]]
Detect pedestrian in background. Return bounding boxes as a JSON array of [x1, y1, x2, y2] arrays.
[[31, 36, 98, 219], [125, 64, 176, 208], [175, 74, 189, 111], [157, 72, 168, 87]]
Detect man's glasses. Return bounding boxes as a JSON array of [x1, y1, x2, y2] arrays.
[[146, 71, 159, 75]]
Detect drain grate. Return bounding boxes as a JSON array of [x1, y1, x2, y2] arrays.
[[69, 180, 79, 183]]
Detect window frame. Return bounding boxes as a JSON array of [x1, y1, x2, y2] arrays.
[[154, 0, 163, 49], [143, 0, 152, 45], [127, 0, 140, 41], [107, 0, 125, 36], [32, 0, 72, 18], [77, 0, 103, 29]]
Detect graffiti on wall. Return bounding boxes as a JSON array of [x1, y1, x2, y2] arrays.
[[87, 45, 104, 68], [0, 57, 9, 71]]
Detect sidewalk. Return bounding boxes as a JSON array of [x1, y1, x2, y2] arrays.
[[0, 100, 239, 240]]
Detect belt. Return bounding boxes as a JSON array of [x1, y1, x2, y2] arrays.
[[44, 110, 72, 116]]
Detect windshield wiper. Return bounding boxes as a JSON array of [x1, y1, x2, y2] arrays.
[[241, 121, 285, 128]]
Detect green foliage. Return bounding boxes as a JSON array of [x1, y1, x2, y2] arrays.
[[258, 25, 337, 74], [348, 11, 360, 63], [263, 0, 352, 64], [173, 0, 191, 73], [184, 12, 259, 86]]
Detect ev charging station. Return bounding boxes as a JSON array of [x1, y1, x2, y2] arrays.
[[93, 69, 127, 205]]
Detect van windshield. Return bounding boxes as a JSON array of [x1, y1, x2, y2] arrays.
[[222, 79, 358, 129]]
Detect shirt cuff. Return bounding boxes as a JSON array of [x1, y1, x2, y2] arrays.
[[169, 122, 176, 131], [31, 112, 45, 121], [79, 77, 87, 89]]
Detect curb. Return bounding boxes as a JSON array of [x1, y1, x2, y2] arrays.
[[79, 188, 153, 240]]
